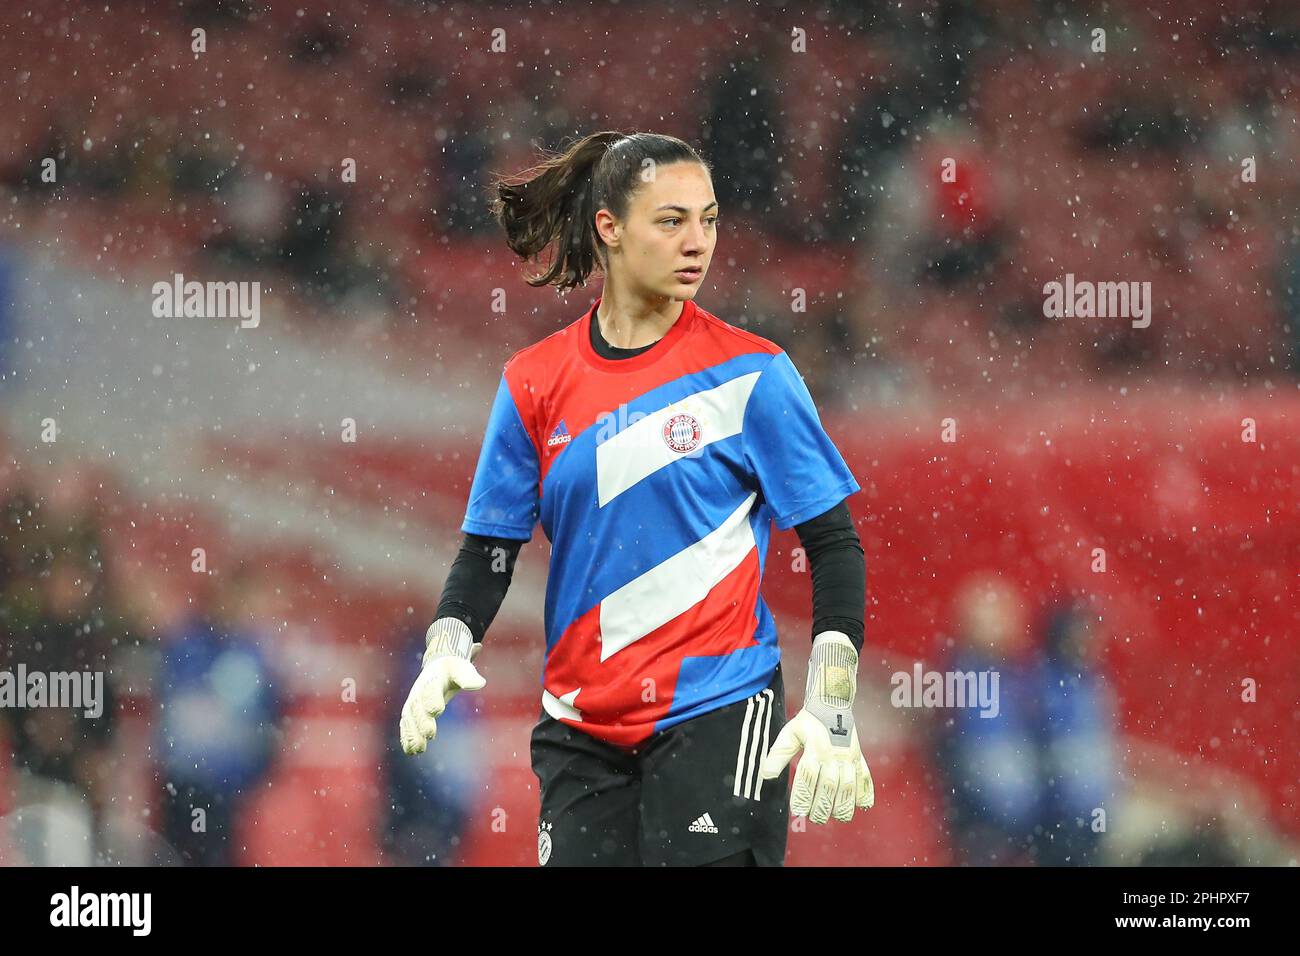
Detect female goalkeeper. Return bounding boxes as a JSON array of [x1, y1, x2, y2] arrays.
[[399, 131, 873, 867]]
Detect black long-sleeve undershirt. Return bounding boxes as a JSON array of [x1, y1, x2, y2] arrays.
[[790, 499, 866, 651]]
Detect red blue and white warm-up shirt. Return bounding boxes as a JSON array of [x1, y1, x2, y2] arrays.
[[460, 297, 860, 747]]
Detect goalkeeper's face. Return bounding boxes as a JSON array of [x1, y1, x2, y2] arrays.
[[610, 160, 718, 301]]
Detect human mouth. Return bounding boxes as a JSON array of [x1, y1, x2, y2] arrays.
[[675, 268, 703, 282]]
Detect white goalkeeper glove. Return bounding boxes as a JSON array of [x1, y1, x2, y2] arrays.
[[399, 617, 486, 756], [759, 631, 875, 823]]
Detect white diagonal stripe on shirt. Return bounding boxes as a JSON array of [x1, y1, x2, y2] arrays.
[[595, 371, 761, 507], [599, 491, 758, 661]]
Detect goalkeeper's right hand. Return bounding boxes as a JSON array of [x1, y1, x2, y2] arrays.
[[399, 617, 486, 755]]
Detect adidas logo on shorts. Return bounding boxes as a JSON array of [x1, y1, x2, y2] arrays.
[[688, 812, 719, 834]]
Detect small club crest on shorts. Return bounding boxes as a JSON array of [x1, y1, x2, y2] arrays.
[[663, 413, 702, 454], [537, 819, 553, 865]]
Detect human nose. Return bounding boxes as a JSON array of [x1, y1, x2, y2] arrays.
[[683, 218, 709, 253]]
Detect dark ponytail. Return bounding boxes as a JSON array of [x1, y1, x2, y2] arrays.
[[489, 130, 708, 293]]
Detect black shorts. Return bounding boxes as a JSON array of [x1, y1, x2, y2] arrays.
[[530, 665, 789, 867]]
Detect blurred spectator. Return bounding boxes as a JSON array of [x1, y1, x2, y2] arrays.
[[1032, 601, 1120, 866], [206, 169, 289, 270], [439, 127, 495, 235], [933, 574, 1040, 865], [935, 588, 1124, 866], [0, 478, 125, 864], [154, 564, 281, 866], [916, 120, 1005, 287], [833, 56, 935, 242], [704, 52, 780, 219], [279, 185, 348, 296], [4, 552, 119, 786]]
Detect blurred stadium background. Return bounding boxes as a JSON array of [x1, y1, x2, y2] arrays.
[[0, 0, 1297, 866]]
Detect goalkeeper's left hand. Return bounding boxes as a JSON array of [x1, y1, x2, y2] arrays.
[[759, 631, 875, 824]]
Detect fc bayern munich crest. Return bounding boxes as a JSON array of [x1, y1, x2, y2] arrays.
[[538, 820, 553, 865], [663, 413, 702, 453]]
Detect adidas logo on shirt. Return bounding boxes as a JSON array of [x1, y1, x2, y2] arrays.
[[688, 812, 719, 834], [547, 420, 572, 447]]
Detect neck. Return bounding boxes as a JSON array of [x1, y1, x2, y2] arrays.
[[595, 278, 684, 348]]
